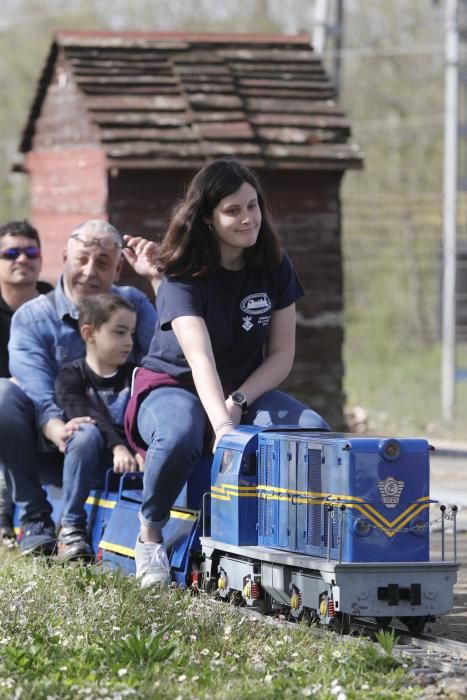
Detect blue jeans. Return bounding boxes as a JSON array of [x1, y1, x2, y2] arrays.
[[61, 423, 112, 528], [137, 386, 330, 531], [0, 379, 110, 527], [0, 465, 13, 526]]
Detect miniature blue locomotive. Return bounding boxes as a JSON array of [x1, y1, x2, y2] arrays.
[[204, 427, 458, 632]]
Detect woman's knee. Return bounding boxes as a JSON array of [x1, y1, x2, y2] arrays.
[[249, 390, 331, 431], [138, 389, 205, 451], [298, 409, 331, 431]]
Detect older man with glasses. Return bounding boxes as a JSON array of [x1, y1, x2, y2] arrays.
[[0, 220, 53, 547], [0, 219, 161, 555]]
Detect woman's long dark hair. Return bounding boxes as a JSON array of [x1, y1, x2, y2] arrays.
[[157, 159, 282, 277]]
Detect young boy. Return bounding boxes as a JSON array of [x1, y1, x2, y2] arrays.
[[54, 292, 142, 561]]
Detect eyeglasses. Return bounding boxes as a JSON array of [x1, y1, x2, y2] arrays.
[[0, 246, 41, 261], [69, 232, 122, 251]]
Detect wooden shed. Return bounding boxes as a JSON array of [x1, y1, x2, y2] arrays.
[[17, 30, 363, 427]]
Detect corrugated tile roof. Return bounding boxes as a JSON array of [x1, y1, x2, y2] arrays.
[[20, 30, 363, 171]]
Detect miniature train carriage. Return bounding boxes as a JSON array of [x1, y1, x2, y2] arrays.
[[204, 427, 458, 633]]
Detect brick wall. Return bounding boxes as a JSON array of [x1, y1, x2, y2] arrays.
[[26, 147, 108, 283]]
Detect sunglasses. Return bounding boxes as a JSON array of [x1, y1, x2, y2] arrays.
[[0, 246, 41, 261]]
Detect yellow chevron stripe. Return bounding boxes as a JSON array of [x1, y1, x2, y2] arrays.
[[211, 484, 257, 493], [213, 486, 431, 536], [257, 484, 366, 503], [211, 483, 258, 500], [384, 503, 431, 536], [359, 501, 422, 528]]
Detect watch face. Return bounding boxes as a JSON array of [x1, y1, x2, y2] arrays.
[[231, 391, 246, 406]]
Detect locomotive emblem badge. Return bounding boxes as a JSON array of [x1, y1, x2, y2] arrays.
[[377, 476, 404, 508]]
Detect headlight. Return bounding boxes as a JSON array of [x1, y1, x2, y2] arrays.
[[353, 518, 372, 536], [379, 438, 401, 461]]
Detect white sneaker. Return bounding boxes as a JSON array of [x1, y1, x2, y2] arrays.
[[134, 538, 171, 588]]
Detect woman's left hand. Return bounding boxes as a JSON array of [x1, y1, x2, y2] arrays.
[[225, 397, 242, 425], [213, 423, 234, 453]]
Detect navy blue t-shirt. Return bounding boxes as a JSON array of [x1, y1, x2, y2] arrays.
[[142, 254, 304, 384]]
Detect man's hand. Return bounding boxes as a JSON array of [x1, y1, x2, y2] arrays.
[[42, 416, 94, 453], [112, 444, 139, 473], [122, 235, 163, 293]]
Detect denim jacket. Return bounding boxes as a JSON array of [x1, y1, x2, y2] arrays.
[[8, 277, 156, 428]]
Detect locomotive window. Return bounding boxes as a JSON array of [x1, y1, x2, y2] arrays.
[[220, 449, 236, 473]]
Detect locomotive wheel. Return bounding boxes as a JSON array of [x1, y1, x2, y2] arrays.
[[333, 612, 352, 635], [399, 616, 427, 634], [375, 616, 392, 630]]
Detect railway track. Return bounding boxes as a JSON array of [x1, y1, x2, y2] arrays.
[[229, 602, 467, 695], [352, 619, 467, 688]]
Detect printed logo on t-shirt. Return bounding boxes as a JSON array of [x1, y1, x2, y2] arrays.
[[240, 293, 272, 315], [242, 315, 253, 331]]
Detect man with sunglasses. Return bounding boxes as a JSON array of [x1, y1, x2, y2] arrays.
[[0, 220, 53, 547], [0, 219, 160, 555]]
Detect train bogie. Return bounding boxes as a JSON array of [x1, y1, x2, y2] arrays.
[[199, 535, 458, 630]]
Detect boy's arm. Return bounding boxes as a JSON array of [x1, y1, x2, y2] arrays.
[[55, 364, 125, 451]]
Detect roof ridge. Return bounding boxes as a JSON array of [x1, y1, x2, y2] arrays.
[[55, 30, 311, 45]]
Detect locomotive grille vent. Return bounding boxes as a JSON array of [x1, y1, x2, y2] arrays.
[[323, 502, 337, 551], [306, 448, 322, 547], [258, 442, 273, 537]]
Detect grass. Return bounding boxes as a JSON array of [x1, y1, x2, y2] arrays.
[[0, 549, 422, 700]]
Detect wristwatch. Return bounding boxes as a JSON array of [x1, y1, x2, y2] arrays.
[[230, 391, 248, 414]]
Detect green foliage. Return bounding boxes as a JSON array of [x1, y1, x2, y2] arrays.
[[0, 549, 424, 699], [109, 626, 176, 666], [375, 628, 400, 657]]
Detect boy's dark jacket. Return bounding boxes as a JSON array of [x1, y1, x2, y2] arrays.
[[55, 358, 135, 450]]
